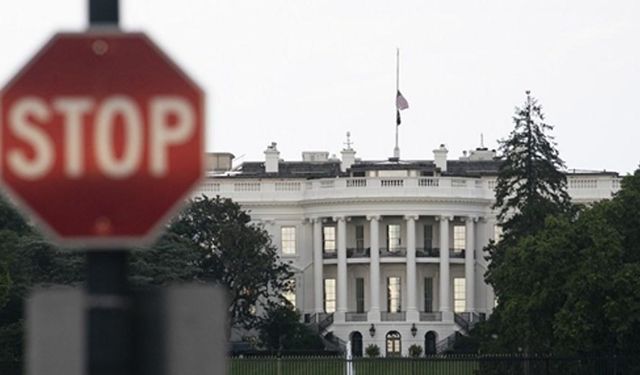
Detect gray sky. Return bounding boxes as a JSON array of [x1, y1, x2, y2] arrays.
[[1, 0, 638, 173]]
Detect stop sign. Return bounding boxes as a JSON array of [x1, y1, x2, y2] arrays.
[[0, 32, 204, 248]]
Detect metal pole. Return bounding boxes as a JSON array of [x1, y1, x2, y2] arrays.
[[89, 0, 119, 26], [87, 251, 132, 375], [87, 5, 129, 375], [394, 48, 400, 159]]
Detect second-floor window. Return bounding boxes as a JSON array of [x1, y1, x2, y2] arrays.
[[281, 226, 296, 255], [355, 225, 365, 250], [323, 226, 336, 253], [424, 225, 433, 250], [387, 224, 401, 251], [453, 225, 466, 251]]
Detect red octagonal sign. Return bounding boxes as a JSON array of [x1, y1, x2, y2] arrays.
[[0, 32, 204, 248]]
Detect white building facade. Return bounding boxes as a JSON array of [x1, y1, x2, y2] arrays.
[[199, 143, 620, 356]]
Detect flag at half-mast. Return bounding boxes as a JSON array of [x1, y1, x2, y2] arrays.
[[396, 90, 409, 125]]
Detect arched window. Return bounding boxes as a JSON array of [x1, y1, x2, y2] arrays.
[[385, 331, 402, 357], [350, 331, 363, 357], [425, 331, 437, 355]]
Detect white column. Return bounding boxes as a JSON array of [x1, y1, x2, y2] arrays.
[[367, 215, 381, 322], [405, 215, 418, 321], [313, 218, 324, 314], [465, 217, 476, 313], [335, 216, 347, 322], [438, 216, 452, 321]]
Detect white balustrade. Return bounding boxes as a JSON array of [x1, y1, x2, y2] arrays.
[[199, 175, 618, 203]]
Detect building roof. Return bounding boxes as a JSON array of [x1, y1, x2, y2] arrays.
[[213, 158, 619, 179]]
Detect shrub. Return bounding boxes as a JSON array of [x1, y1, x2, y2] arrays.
[[365, 344, 380, 358], [408, 344, 423, 358]]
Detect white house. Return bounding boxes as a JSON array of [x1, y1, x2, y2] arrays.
[[198, 141, 620, 356]]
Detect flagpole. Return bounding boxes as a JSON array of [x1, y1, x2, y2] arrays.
[[394, 48, 400, 159]]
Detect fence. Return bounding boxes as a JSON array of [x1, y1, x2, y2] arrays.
[[2, 355, 637, 375], [230, 355, 638, 375]]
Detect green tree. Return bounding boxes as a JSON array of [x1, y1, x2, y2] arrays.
[[481, 91, 573, 353], [168, 195, 292, 329], [256, 302, 324, 352], [492, 90, 571, 243], [553, 171, 640, 355], [478, 170, 640, 355]]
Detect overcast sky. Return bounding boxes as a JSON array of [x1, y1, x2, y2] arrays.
[[1, 0, 638, 173]]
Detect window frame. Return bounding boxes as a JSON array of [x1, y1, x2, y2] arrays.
[[324, 278, 336, 313], [387, 224, 401, 251], [385, 331, 402, 357], [281, 226, 297, 256], [423, 224, 433, 250], [387, 276, 402, 313], [355, 277, 365, 313], [283, 278, 296, 308], [424, 277, 433, 312], [355, 225, 365, 250], [453, 225, 466, 252], [323, 226, 336, 253], [454, 277, 466, 313]]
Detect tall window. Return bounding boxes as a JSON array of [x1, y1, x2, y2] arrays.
[[355, 278, 365, 313], [385, 331, 402, 357], [423, 225, 433, 250], [387, 224, 401, 251], [355, 225, 365, 250], [387, 277, 401, 312], [283, 279, 296, 308], [281, 226, 296, 255], [424, 277, 433, 312], [324, 278, 336, 313], [454, 278, 466, 312], [453, 225, 466, 251], [323, 226, 336, 253]]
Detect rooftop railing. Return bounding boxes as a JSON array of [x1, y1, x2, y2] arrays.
[[201, 175, 620, 203]]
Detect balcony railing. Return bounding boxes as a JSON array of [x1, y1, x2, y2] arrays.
[[380, 247, 406, 257], [347, 248, 370, 258], [323, 251, 337, 259], [381, 312, 406, 321], [205, 175, 620, 205], [419, 311, 443, 321], [324, 247, 472, 259], [345, 312, 368, 322], [416, 247, 440, 257]]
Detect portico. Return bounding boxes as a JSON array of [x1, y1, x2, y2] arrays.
[[310, 213, 481, 324]]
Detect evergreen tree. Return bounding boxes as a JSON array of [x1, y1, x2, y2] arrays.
[[481, 91, 573, 352], [492, 90, 571, 243]]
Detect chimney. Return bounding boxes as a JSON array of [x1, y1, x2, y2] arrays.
[[205, 152, 235, 173], [341, 148, 356, 172], [340, 131, 356, 172], [264, 142, 280, 173], [433, 144, 448, 172]]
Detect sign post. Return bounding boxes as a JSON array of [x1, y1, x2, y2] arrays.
[[86, 3, 131, 375]]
